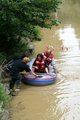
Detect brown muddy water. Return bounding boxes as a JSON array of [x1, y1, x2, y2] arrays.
[[10, 0, 80, 120]]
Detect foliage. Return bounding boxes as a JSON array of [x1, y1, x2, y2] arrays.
[[0, 83, 10, 120], [0, 0, 61, 55], [0, 53, 6, 65], [0, 83, 9, 107], [6, 42, 32, 59]]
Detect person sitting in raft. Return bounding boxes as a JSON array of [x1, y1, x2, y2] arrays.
[[9, 57, 37, 96], [43, 45, 58, 74], [32, 53, 48, 73]]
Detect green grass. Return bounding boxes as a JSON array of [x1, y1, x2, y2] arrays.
[[0, 83, 9, 107]]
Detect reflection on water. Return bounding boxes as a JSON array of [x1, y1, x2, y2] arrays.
[[59, 25, 80, 53], [58, 25, 80, 77], [54, 80, 80, 120], [10, 0, 80, 120], [55, 18, 80, 120]]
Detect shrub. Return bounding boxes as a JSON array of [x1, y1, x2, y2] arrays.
[[0, 0, 61, 55], [0, 83, 9, 118], [0, 53, 6, 65], [0, 83, 9, 107]]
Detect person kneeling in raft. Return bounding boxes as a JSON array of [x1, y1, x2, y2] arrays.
[[43, 45, 58, 74]]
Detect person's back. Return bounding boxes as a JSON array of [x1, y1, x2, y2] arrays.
[[11, 58, 31, 74], [4, 53, 28, 74], [9, 57, 37, 96]]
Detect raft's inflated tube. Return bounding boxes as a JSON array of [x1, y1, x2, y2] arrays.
[[23, 73, 57, 86]]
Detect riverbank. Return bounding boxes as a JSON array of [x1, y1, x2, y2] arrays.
[[0, 82, 10, 120]]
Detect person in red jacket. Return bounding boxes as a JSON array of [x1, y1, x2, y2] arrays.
[[43, 45, 54, 65], [32, 53, 48, 73], [43, 45, 58, 74]]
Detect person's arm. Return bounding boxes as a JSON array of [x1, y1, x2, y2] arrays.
[[30, 71, 38, 76], [32, 60, 38, 69], [45, 67, 49, 74], [25, 65, 37, 76], [32, 66, 38, 69], [24, 64, 38, 76], [51, 59, 59, 74], [45, 60, 49, 73]]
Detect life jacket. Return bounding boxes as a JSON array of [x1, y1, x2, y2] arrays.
[[44, 51, 54, 65], [34, 57, 46, 72]]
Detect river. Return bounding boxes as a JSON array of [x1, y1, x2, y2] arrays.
[[10, 0, 80, 120]]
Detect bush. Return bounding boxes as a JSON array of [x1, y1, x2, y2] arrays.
[[0, 0, 61, 55], [0, 83, 9, 107], [0, 53, 6, 65], [0, 83, 9, 118]]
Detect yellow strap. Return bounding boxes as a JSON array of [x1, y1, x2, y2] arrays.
[[19, 71, 29, 74]]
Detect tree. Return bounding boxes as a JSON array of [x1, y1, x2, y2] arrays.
[[0, 0, 61, 55]]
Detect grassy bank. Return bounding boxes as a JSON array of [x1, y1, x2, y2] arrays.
[[0, 83, 10, 120]]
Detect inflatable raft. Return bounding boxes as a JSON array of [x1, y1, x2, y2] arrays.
[[23, 73, 57, 86], [23, 58, 57, 86]]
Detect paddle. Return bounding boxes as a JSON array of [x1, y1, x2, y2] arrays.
[[57, 72, 66, 77]]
